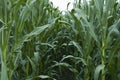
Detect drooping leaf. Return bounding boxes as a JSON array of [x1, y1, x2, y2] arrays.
[[38, 75, 56, 80], [24, 24, 50, 40], [94, 64, 105, 80], [70, 41, 83, 56], [15, 24, 50, 52], [27, 56, 36, 71], [60, 55, 87, 65], [38, 75, 50, 79]]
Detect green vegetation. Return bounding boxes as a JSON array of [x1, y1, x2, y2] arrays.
[[0, 0, 120, 80]]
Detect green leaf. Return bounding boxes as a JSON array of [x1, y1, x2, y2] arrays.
[[70, 41, 83, 56], [107, 19, 120, 44], [94, 64, 105, 80], [14, 24, 50, 52], [0, 48, 8, 80], [0, 19, 5, 25], [27, 56, 36, 71], [0, 19, 6, 33], [51, 62, 78, 73], [1, 61, 8, 80], [41, 43, 54, 48], [108, 37, 120, 65], [87, 22, 100, 45], [38, 75, 56, 80], [38, 75, 50, 79], [0, 27, 6, 33], [24, 24, 50, 41], [60, 55, 75, 62], [60, 55, 87, 65]]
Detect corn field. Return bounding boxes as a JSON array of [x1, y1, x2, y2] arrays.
[[0, 0, 120, 80]]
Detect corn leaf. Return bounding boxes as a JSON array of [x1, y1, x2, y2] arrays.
[[94, 64, 105, 80]]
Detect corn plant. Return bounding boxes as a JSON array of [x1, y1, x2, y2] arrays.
[[0, 0, 62, 80], [65, 0, 120, 80], [0, 0, 120, 80]]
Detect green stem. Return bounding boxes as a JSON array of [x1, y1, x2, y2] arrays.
[[101, 26, 106, 80], [3, 0, 7, 63], [85, 67, 89, 80], [85, 58, 89, 80], [102, 43, 105, 80], [2, 0, 9, 80]]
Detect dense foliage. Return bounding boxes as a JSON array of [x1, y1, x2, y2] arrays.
[[0, 0, 120, 80]]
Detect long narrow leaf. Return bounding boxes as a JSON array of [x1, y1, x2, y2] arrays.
[[94, 64, 105, 80]]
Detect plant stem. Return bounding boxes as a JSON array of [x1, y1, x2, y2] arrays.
[[85, 57, 89, 80], [102, 42, 105, 80], [101, 26, 107, 80]]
